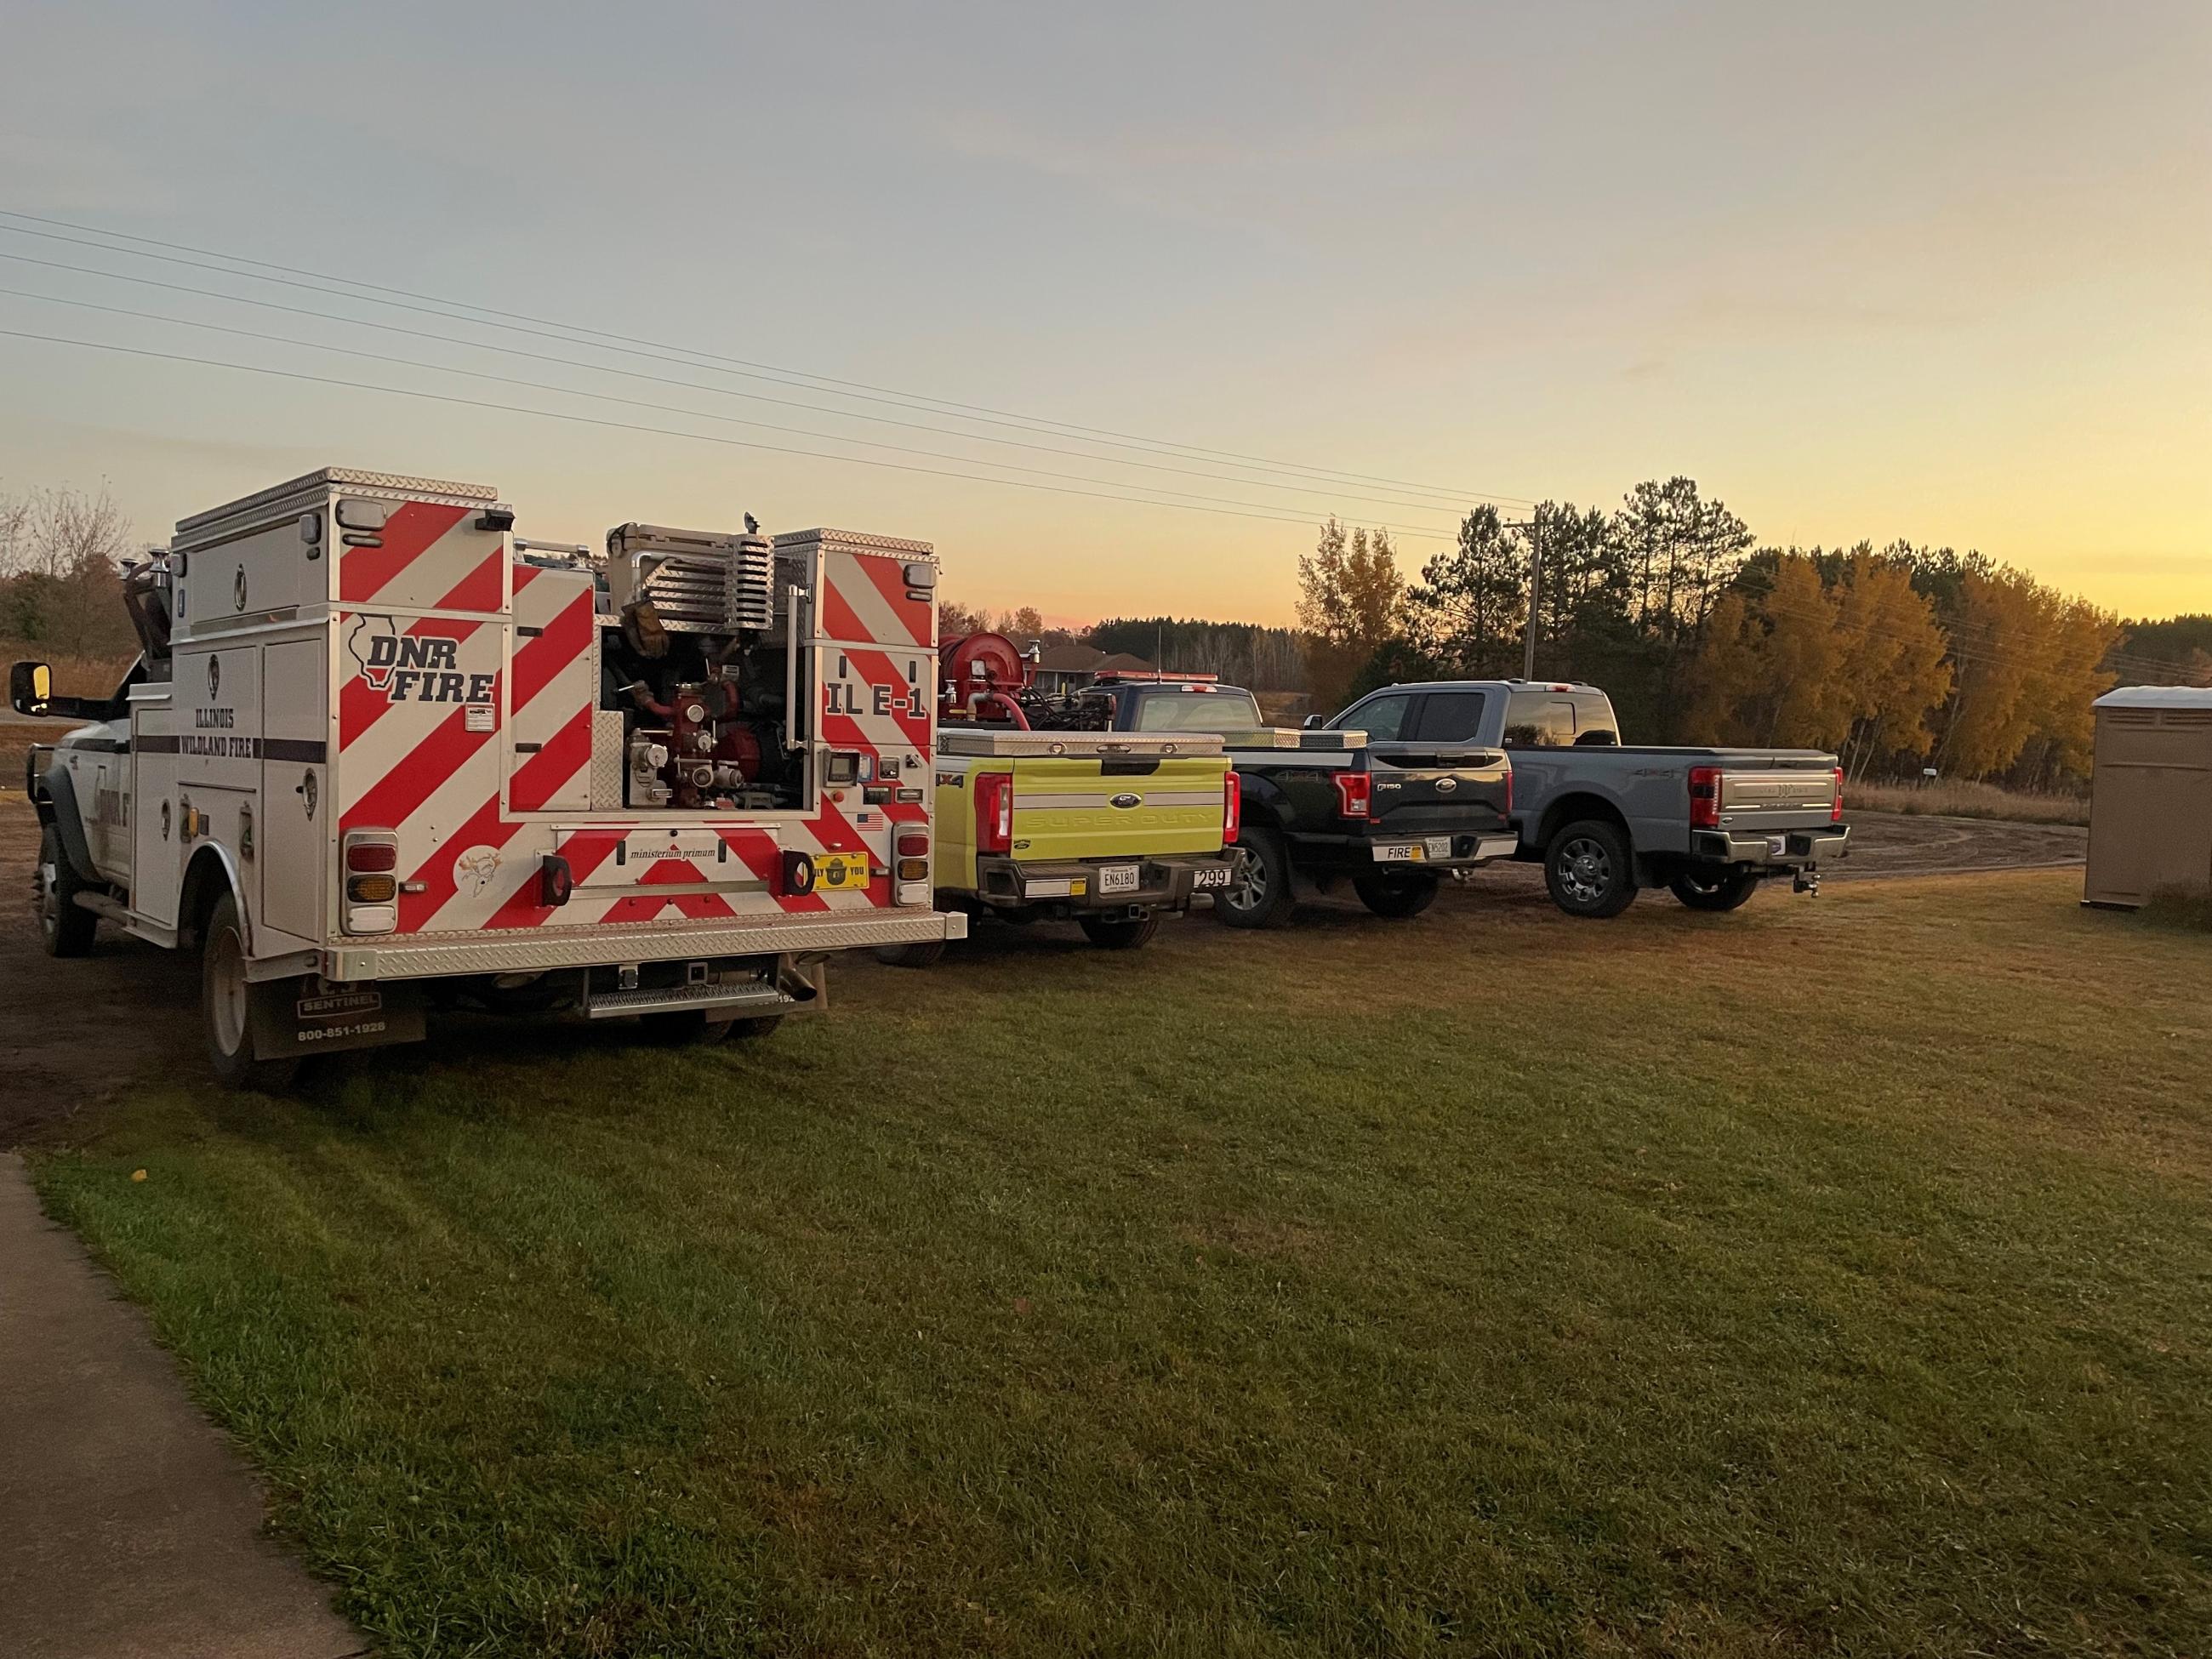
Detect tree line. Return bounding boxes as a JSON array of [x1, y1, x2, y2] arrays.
[[6, 477, 2198, 789], [1295, 476, 2172, 787]]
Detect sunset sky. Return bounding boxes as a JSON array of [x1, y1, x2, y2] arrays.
[[2, 1, 2205, 624]]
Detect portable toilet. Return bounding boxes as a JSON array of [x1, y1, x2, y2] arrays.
[[2084, 687, 2212, 908]]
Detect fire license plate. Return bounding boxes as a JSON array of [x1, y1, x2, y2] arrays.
[[1192, 864, 1236, 890], [1372, 842, 1424, 863], [1097, 863, 1140, 894], [1424, 835, 1454, 859], [815, 852, 871, 890]]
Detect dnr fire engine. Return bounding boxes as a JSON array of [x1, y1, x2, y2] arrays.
[[13, 469, 964, 1086]]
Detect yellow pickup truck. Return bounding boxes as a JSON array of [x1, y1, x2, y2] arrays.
[[880, 727, 1243, 962]]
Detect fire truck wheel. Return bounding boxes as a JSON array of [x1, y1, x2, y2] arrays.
[[1078, 911, 1159, 949], [37, 825, 98, 958], [641, 1009, 737, 1045], [1213, 828, 1294, 929], [727, 1016, 784, 1041], [202, 892, 301, 1092], [874, 940, 948, 969], [1669, 869, 1761, 911], [1352, 871, 1440, 918]]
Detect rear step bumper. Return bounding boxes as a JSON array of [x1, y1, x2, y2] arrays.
[[582, 978, 796, 1021], [972, 851, 1242, 912], [323, 908, 967, 982], [1691, 825, 1851, 866]]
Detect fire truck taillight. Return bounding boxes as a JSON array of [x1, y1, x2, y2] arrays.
[[539, 855, 573, 908], [976, 772, 1013, 855], [779, 849, 818, 897], [341, 831, 400, 934], [895, 830, 930, 884], [1831, 767, 1845, 824], [1223, 770, 1241, 844]]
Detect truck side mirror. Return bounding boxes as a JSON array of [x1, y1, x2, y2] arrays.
[[1302, 713, 1323, 729], [9, 660, 52, 717]]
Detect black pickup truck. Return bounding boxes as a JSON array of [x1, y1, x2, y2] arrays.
[[1069, 677, 1516, 926]]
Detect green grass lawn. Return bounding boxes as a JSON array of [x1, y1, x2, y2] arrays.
[[31, 872, 2212, 1656]]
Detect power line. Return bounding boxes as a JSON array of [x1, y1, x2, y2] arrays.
[[0, 248, 1473, 522], [0, 210, 1536, 509], [0, 325, 1466, 541], [0, 284, 1468, 536]]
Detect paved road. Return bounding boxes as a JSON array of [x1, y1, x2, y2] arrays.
[[0, 1156, 367, 1659]]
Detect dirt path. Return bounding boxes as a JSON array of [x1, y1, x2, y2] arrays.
[[1823, 811, 2087, 879], [0, 799, 2086, 1143], [1, 800, 199, 1141]]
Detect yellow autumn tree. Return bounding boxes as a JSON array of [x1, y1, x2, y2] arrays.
[[1688, 550, 1953, 766], [1685, 556, 1846, 745], [1828, 549, 1952, 766], [1297, 518, 1405, 711], [1936, 568, 2118, 781]]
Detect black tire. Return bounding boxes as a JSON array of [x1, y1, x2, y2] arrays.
[[727, 1016, 784, 1041], [641, 1008, 738, 1045], [1544, 818, 1639, 919], [875, 938, 948, 969], [1078, 910, 1159, 949], [202, 892, 302, 1091], [1669, 869, 1761, 912], [37, 824, 98, 958], [1352, 871, 1440, 919], [1213, 830, 1294, 930]]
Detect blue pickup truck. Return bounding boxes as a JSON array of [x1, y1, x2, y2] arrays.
[[1311, 679, 1850, 917]]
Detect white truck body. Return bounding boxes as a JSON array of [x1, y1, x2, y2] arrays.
[[23, 469, 964, 1074]]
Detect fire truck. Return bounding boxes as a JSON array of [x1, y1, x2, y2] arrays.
[[13, 469, 965, 1086]]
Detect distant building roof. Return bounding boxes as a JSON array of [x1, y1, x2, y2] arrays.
[[1032, 641, 1108, 672], [1013, 640, 1161, 676], [2096, 686, 2212, 709], [1092, 652, 1160, 675]]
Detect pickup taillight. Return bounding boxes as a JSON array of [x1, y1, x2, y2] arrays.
[[1223, 770, 1241, 845], [1502, 765, 1513, 818], [1333, 770, 1375, 821], [1832, 766, 1845, 824], [975, 772, 1013, 855], [1688, 766, 1722, 830]]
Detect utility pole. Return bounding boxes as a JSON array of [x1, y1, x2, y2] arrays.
[[1519, 513, 1542, 679]]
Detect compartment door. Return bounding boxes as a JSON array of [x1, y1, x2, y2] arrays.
[[259, 639, 329, 945], [506, 566, 597, 813]]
